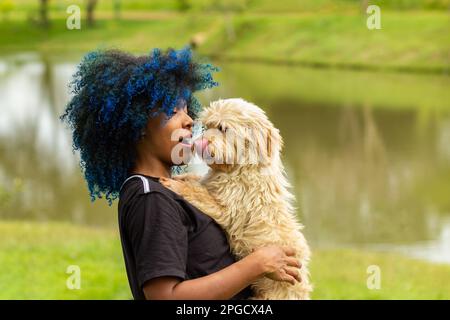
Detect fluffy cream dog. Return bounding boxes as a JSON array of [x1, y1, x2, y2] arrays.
[[161, 98, 312, 299]]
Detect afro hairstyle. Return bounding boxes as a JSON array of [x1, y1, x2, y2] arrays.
[[60, 47, 218, 204]]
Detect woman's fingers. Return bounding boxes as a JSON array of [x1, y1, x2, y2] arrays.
[[284, 266, 301, 283], [280, 270, 297, 285], [159, 178, 180, 192], [172, 174, 200, 182], [282, 246, 296, 257], [285, 257, 302, 269], [159, 178, 187, 195], [172, 174, 188, 181]]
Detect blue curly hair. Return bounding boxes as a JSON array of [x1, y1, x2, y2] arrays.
[[60, 47, 218, 204]]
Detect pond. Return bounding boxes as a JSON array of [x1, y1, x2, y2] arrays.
[[1, 52, 449, 263]]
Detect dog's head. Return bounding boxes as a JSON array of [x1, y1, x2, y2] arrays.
[[195, 98, 283, 172]]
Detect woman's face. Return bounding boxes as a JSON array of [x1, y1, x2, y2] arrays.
[[139, 101, 194, 167]]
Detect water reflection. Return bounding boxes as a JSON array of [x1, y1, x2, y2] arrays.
[[270, 103, 449, 246], [0, 54, 449, 262], [0, 54, 114, 226]]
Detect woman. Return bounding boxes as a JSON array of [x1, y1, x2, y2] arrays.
[[61, 47, 301, 300]]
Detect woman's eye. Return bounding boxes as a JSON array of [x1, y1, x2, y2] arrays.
[[173, 106, 188, 115]]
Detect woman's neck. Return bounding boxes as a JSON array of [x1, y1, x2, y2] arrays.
[[132, 154, 171, 178]]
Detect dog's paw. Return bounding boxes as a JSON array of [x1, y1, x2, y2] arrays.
[[159, 177, 187, 195]]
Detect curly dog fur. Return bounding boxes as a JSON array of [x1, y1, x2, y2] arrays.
[[161, 98, 312, 299]]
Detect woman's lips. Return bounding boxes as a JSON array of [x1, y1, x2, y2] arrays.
[[179, 135, 193, 147], [178, 136, 210, 159]]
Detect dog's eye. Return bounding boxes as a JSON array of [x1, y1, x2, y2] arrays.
[[218, 125, 227, 133]]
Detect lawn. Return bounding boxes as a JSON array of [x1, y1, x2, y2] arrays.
[[0, 221, 449, 299], [0, 4, 448, 73]]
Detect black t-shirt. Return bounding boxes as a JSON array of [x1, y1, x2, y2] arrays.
[[118, 174, 253, 300]]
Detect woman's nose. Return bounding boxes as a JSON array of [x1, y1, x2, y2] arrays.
[[184, 113, 193, 131]]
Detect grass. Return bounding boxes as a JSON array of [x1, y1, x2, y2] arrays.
[[0, 221, 449, 299], [311, 248, 450, 299], [0, 221, 130, 299], [0, 17, 206, 56], [5, 0, 450, 13], [0, 8, 448, 73]]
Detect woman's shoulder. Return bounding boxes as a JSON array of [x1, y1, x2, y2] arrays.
[[119, 174, 216, 228], [120, 174, 181, 199], [118, 175, 189, 220]]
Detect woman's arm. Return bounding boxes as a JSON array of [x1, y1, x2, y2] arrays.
[[143, 245, 301, 300]]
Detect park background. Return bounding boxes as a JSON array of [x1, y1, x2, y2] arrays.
[[0, 0, 449, 299]]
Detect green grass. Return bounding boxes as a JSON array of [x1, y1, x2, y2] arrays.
[[0, 9, 448, 73], [202, 12, 449, 73], [0, 17, 207, 56], [5, 0, 450, 13], [0, 221, 449, 299], [311, 249, 450, 299], [0, 221, 130, 299]]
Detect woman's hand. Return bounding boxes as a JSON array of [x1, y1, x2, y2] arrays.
[[142, 245, 301, 300], [159, 177, 187, 195], [251, 245, 302, 285]]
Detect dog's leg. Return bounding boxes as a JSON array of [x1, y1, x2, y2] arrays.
[[160, 178, 228, 228]]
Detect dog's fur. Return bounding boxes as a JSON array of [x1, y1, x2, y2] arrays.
[[162, 98, 312, 299]]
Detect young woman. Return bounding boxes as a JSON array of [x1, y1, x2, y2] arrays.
[[61, 48, 301, 300]]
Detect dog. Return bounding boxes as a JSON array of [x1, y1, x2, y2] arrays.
[[161, 98, 312, 299]]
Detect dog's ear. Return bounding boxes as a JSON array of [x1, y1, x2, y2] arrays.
[[267, 129, 273, 158], [267, 128, 282, 156], [261, 127, 282, 166], [266, 127, 283, 163]]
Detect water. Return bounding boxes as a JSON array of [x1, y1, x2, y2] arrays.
[[1, 53, 449, 263]]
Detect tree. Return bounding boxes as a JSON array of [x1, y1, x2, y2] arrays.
[[113, 0, 121, 20], [361, 0, 369, 12], [39, 0, 49, 26], [176, 0, 190, 12], [86, 0, 98, 27]]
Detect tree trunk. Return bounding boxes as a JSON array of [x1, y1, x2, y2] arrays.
[[361, 0, 369, 12], [86, 0, 98, 27], [39, 0, 49, 26], [113, 0, 121, 20], [177, 0, 190, 12]]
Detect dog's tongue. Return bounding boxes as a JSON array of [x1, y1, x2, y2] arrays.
[[193, 137, 208, 157]]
